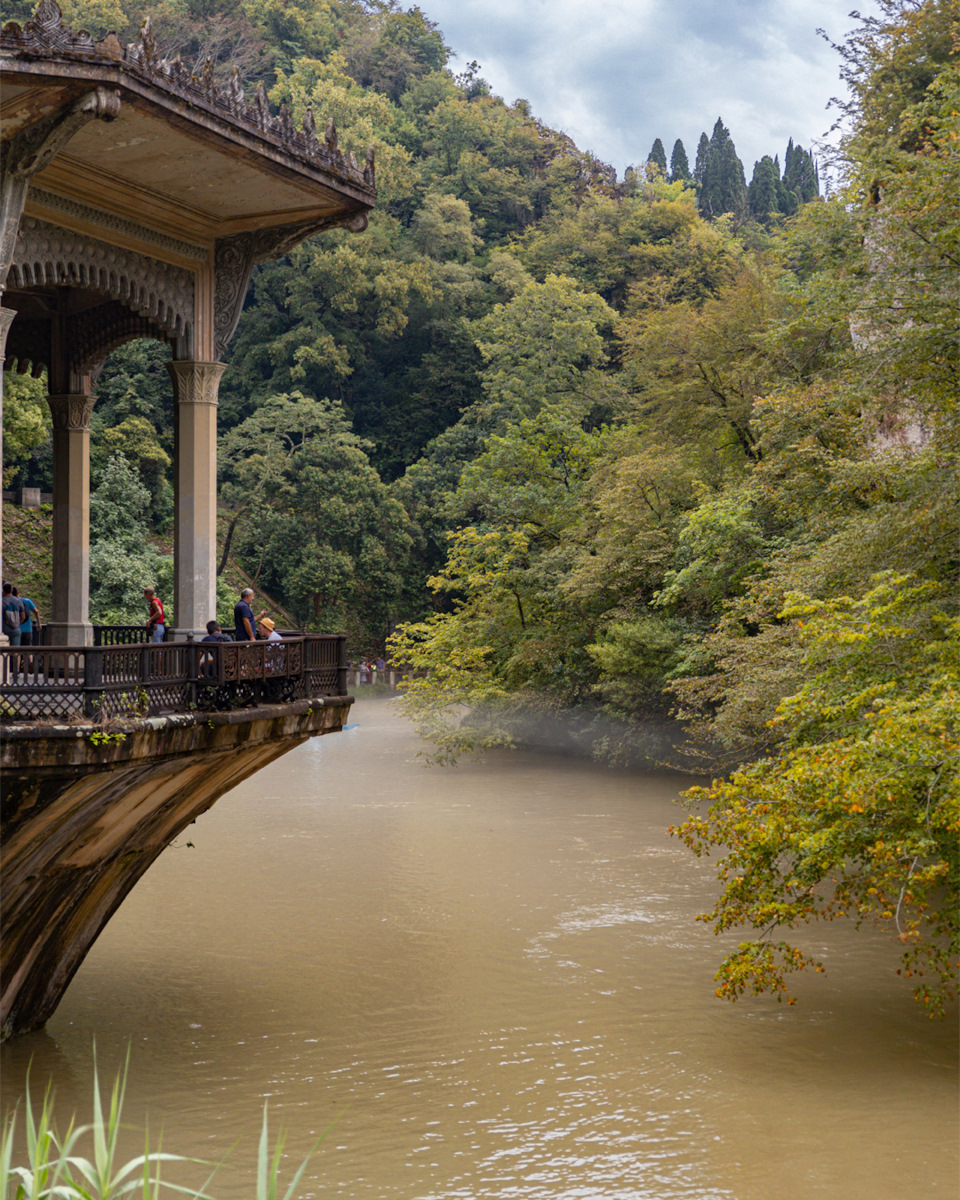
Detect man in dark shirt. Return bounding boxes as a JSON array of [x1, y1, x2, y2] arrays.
[[234, 588, 256, 640], [202, 620, 233, 643]]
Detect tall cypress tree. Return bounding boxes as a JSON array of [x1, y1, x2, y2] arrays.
[[647, 137, 668, 176], [782, 139, 820, 211], [693, 131, 710, 198], [669, 138, 691, 183], [747, 155, 782, 221], [699, 118, 746, 218]]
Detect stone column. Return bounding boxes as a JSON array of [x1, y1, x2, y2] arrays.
[[0, 306, 16, 644], [47, 393, 96, 646], [167, 361, 225, 638]]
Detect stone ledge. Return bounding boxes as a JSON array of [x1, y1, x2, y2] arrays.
[[1, 694, 355, 773]]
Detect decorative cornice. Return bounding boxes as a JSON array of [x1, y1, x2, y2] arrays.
[[166, 360, 225, 405], [1, 1, 376, 196], [29, 187, 209, 262], [47, 392, 95, 431]]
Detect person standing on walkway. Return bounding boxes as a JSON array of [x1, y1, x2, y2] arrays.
[[12, 588, 39, 646], [144, 587, 165, 643], [234, 587, 267, 641], [2, 583, 25, 646], [234, 588, 256, 640]]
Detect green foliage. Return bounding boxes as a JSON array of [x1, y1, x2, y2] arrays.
[[647, 137, 667, 175], [587, 615, 686, 719], [669, 138, 691, 183], [673, 575, 959, 1014], [221, 393, 413, 651], [88, 456, 171, 625], [1, 1054, 325, 1198], [2, 373, 49, 487], [654, 490, 774, 616], [696, 117, 746, 219], [471, 274, 619, 424], [384, 0, 958, 1010], [620, 250, 806, 464], [747, 155, 782, 222], [92, 415, 172, 532]]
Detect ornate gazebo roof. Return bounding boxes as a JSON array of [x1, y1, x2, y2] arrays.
[[0, 0, 376, 365]]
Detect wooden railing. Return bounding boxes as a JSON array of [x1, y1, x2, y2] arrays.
[[92, 624, 150, 646], [86, 625, 305, 645], [0, 635, 348, 721]]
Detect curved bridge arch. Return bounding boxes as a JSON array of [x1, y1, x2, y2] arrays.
[[0, 698, 350, 1040]]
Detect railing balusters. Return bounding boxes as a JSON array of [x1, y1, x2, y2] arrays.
[[82, 646, 103, 719], [0, 633, 348, 720]]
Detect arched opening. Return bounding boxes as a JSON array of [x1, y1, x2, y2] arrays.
[[2, 271, 178, 644]]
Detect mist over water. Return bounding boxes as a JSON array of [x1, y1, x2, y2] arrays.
[[2, 699, 956, 1198]]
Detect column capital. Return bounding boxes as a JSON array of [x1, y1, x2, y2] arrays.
[[166, 360, 226, 406], [0, 306, 15, 346], [47, 393, 96, 432]]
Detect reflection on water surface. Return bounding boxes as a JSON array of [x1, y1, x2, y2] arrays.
[[2, 700, 957, 1199]]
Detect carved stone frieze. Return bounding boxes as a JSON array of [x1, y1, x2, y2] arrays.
[[0, 307, 15, 357], [29, 188, 208, 263], [0, 1, 376, 195], [47, 392, 96, 431], [166, 360, 225, 406], [8, 218, 194, 349], [1, 0, 94, 53]]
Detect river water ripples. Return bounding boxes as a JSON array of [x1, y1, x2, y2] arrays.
[[2, 699, 956, 1198]]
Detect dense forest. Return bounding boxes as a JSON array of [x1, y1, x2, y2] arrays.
[[3, 0, 957, 1010]]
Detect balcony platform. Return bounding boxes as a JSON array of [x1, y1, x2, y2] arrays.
[[0, 632, 346, 721]]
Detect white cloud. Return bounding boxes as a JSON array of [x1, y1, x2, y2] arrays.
[[421, 0, 871, 179]]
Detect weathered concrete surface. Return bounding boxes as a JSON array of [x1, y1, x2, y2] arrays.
[[0, 696, 352, 1040]]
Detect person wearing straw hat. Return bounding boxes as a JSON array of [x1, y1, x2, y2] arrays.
[[257, 615, 282, 641]]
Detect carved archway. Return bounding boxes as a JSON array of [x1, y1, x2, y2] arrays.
[[4, 216, 193, 374], [4, 297, 173, 378]]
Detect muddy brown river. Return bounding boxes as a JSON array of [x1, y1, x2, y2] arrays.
[[2, 699, 957, 1198]]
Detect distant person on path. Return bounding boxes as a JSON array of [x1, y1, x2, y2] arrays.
[[2, 583, 25, 646], [202, 620, 233, 643], [234, 588, 267, 641], [13, 588, 40, 646], [144, 587, 165, 642]]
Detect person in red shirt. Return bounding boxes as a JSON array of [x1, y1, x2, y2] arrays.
[[143, 587, 165, 642]]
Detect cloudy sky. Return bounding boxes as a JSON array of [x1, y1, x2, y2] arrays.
[[419, 0, 871, 182]]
